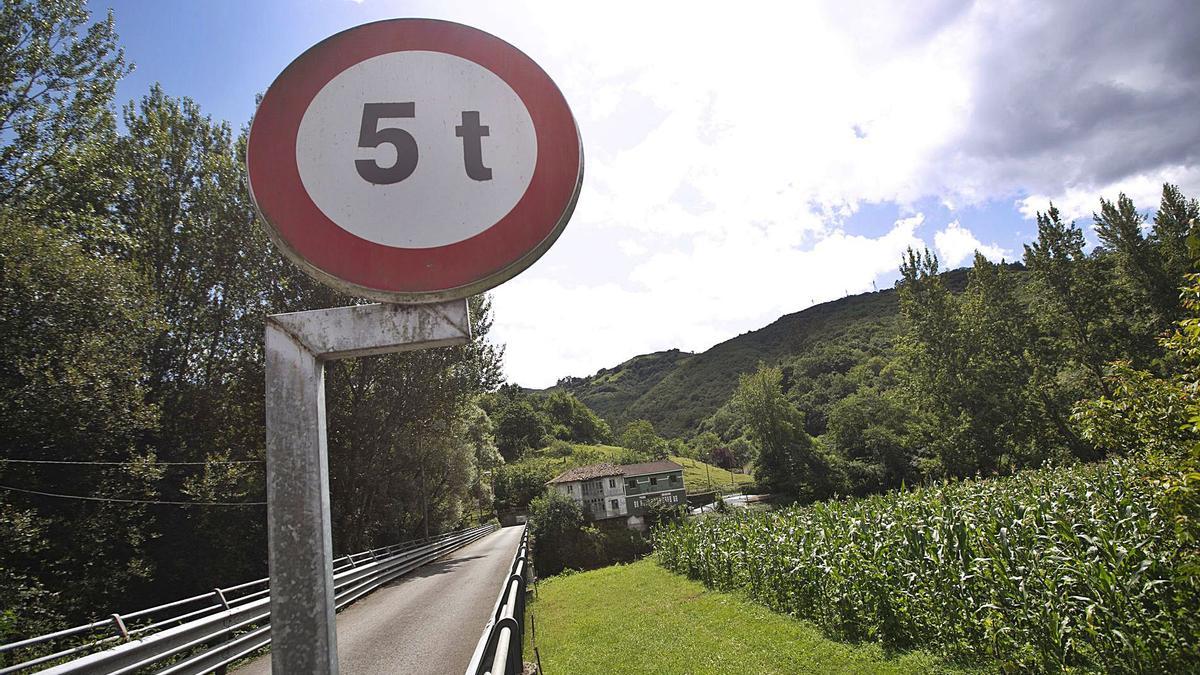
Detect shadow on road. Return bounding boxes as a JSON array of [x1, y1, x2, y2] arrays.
[[389, 554, 487, 583]]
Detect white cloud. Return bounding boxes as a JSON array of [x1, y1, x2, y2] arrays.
[[934, 221, 1010, 268], [374, 0, 1200, 387], [492, 216, 924, 386], [1016, 165, 1200, 223]]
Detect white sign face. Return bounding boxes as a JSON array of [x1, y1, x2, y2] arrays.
[[295, 50, 538, 249]]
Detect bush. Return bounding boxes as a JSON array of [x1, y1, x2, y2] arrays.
[[530, 492, 650, 576]]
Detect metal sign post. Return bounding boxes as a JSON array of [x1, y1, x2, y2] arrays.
[[265, 302, 471, 673], [247, 18, 582, 673]]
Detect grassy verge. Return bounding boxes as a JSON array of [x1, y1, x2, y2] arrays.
[[670, 455, 755, 495], [526, 559, 969, 674]]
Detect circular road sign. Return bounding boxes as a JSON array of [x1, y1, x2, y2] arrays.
[[247, 19, 582, 303]]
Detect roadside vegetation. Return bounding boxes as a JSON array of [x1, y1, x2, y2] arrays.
[[656, 455, 1198, 672], [652, 264, 1200, 671], [526, 559, 970, 674]]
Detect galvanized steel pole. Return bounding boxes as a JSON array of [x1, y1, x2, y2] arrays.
[[265, 301, 472, 674], [265, 322, 338, 674]]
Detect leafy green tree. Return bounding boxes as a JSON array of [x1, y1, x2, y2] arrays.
[[540, 391, 611, 444], [619, 420, 667, 459], [1152, 185, 1200, 302], [895, 248, 965, 476], [825, 388, 914, 494], [731, 364, 832, 500], [0, 0, 127, 220], [529, 491, 586, 576], [1024, 205, 1127, 396], [493, 461, 555, 512], [1094, 193, 1172, 360], [113, 86, 276, 591], [688, 431, 722, 461], [463, 404, 503, 524], [1073, 271, 1200, 552], [0, 212, 160, 633], [898, 246, 1093, 476], [494, 398, 550, 460], [957, 254, 1072, 468], [324, 295, 505, 550]]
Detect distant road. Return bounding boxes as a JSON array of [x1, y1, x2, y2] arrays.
[[236, 525, 524, 675]]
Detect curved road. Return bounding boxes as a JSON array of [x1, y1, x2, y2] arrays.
[[237, 525, 525, 675]]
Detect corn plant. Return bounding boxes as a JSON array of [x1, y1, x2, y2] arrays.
[[654, 456, 1200, 672]]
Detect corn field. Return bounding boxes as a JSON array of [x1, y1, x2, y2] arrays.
[[654, 457, 1199, 672]]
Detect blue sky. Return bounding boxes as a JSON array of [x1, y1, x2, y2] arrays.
[[89, 0, 1200, 387]]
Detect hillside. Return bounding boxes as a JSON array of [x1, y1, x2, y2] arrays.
[[545, 269, 972, 438], [547, 349, 693, 423]]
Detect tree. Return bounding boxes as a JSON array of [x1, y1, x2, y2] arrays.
[[688, 431, 721, 461], [529, 491, 586, 576], [1024, 205, 1126, 396], [825, 388, 915, 494], [0, 212, 160, 634], [494, 398, 549, 460], [540, 391, 611, 444], [731, 364, 832, 500], [493, 461, 554, 513], [1094, 193, 1174, 361], [619, 420, 667, 459], [463, 404, 502, 523], [0, 0, 128, 218], [113, 86, 277, 592], [709, 446, 737, 470], [1073, 271, 1200, 551]]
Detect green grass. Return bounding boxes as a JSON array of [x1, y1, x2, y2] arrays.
[[671, 456, 755, 495], [526, 559, 969, 674]]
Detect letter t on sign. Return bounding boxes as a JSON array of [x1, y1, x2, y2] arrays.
[[456, 111, 493, 181]]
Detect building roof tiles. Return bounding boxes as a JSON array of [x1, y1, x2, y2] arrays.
[[546, 459, 684, 484]]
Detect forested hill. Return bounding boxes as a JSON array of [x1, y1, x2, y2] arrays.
[[544, 268, 972, 437]]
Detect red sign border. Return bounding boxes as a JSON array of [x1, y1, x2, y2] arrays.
[[247, 19, 582, 303]]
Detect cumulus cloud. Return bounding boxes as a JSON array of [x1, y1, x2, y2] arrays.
[[384, 0, 1200, 386], [934, 221, 1010, 268], [493, 216, 925, 386]]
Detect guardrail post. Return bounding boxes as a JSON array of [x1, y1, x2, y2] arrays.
[[110, 614, 129, 640]]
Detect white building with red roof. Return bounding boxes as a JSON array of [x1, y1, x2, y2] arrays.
[[547, 459, 686, 529]]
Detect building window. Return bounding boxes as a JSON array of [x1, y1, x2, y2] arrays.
[[609, 479, 616, 488], [567, 485, 573, 493], [670, 474, 678, 482], [611, 499, 619, 510], [650, 477, 658, 486], [627, 479, 637, 489]]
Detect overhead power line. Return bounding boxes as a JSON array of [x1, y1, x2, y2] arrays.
[[0, 484, 266, 506], [0, 458, 263, 466]]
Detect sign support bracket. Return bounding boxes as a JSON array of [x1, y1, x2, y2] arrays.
[[264, 300, 472, 674]]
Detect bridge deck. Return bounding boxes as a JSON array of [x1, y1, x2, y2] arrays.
[[236, 525, 525, 675]]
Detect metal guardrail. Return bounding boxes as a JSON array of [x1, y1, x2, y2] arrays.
[[464, 525, 528, 675], [1, 523, 497, 674]]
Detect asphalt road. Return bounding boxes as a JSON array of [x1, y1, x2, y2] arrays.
[[236, 525, 525, 675]]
